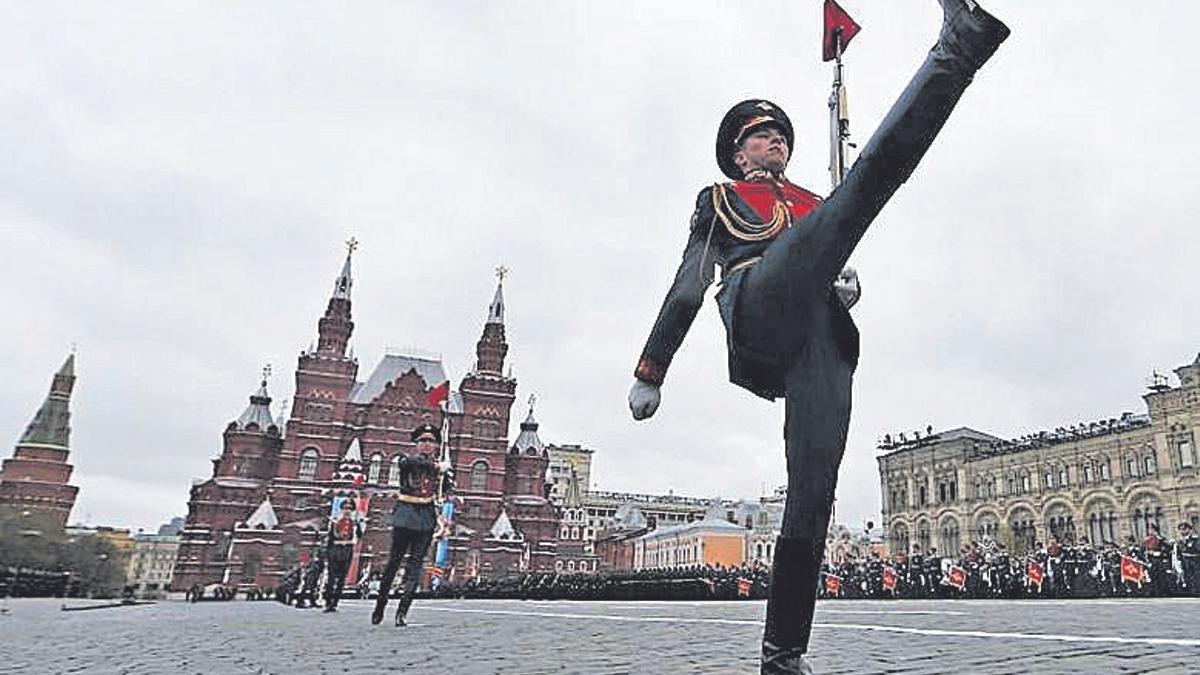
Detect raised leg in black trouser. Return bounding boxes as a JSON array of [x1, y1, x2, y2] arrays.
[[736, 2, 1009, 668], [323, 545, 353, 609], [372, 527, 433, 624]]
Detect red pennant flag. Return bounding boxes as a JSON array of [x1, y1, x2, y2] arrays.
[[1026, 560, 1045, 587], [946, 565, 967, 590], [823, 0, 862, 62], [881, 565, 897, 591], [824, 573, 842, 595], [1120, 555, 1147, 585], [427, 380, 450, 409], [737, 577, 752, 597]]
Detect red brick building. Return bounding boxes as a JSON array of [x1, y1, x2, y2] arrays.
[[0, 354, 80, 528], [172, 250, 561, 590]]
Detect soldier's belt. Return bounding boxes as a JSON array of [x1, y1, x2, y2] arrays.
[[396, 494, 435, 505], [723, 256, 762, 279]]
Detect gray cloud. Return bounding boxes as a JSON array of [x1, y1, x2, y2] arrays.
[[2, 1, 1197, 532]]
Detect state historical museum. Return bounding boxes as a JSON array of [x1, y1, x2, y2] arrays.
[[172, 249, 560, 590]]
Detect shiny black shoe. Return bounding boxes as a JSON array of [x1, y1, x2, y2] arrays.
[[937, 0, 1010, 69], [322, 606, 336, 613], [394, 608, 407, 627], [370, 608, 384, 625], [761, 641, 814, 675]]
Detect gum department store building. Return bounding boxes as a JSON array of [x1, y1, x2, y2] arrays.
[[879, 351, 1200, 556]]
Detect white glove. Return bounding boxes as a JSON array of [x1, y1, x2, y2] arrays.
[[834, 266, 861, 310], [628, 379, 661, 421]]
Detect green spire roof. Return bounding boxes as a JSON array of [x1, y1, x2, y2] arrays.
[[18, 354, 76, 449]]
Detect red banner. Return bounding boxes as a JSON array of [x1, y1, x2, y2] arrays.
[[881, 566, 897, 591], [737, 577, 752, 598], [823, 0, 862, 61], [946, 565, 967, 590], [1026, 560, 1045, 587], [824, 573, 842, 595], [1120, 555, 1147, 585], [427, 380, 450, 409]]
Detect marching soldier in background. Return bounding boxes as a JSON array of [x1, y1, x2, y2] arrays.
[[322, 497, 366, 612], [626, 1, 1008, 671], [371, 423, 452, 627], [1143, 524, 1172, 597], [295, 541, 327, 609], [1176, 521, 1199, 595]]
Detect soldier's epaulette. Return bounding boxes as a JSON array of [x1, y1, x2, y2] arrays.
[[711, 182, 788, 242]]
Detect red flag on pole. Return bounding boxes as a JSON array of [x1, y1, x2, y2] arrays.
[[427, 380, 450, 409], [1026, 560, 1045, 587], [1120, 555, 1147, 585], [823, 0, 862, 62], [737, 577, 752, 597], [881, 566, 897, 591], [824, 572, 842, 595]]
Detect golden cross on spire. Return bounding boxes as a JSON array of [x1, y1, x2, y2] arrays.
[[262, 363, 272, 382], [345, 237, 359, 255], [528, 393, 537, 412], [495, 265, 509, 284]]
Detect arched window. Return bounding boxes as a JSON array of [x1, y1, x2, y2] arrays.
[[560, 526, 570, 539], [1100, 460, 1111, 480], [470, 461, 488, 491], [1058, 466, 1069, 487], [1020, 471, 1031, 494], [1126, 456, 1138, 478], [388, 456, 402, 487], [368, 454, 383, 484], [1145, 455, 1157, 475], [298, 449, 319, 481], [1083, 463, 1094, 483], [1044, 470, 1054, 489], [939, 517, 960, 554]]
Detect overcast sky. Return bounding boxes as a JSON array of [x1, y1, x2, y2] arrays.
[[2, 1, 1198, 533]]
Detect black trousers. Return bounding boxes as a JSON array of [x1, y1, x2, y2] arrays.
[[374, 527, 434, 618], [746, 4, 1008, 658], [323, 545, 353, 607]]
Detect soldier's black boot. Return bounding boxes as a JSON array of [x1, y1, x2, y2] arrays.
[[394, 593, 415, 627], [762, 537, 821, 675], [937, 0, 1010, 70], [370, 595, 387, 625]]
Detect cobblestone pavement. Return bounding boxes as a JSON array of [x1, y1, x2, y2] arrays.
[[3, 596, 1199, 674]]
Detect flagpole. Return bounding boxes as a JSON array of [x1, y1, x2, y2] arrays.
[[828, 28, 849, 189]]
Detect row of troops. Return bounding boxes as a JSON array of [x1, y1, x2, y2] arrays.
[[0, 567, 71, 598], [426, 564, 774, 601], [822, 521, 1200, 600]]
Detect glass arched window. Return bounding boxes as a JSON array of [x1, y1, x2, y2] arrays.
[[298, 449, 319, 481], [368, 454, 383, 484], [1145, 455, 1157, 475], [1100, 460, 1111, 480], [388, 456, 402, 486], [1058, 466, 1069, 487], [1044, 470, 1054, 489], [470, 461, 488, 491], [1083, 463, 1094, 483]]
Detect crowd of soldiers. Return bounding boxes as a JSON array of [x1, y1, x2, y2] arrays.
[[821, 522, 1200, 600], [421, 563, 773, 601], [0, 566, 71, 598]]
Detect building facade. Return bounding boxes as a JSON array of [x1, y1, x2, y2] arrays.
[[172, 249, 561, 590], [126, 532, 181, 598], [0, 355, 79, 528], [632, 504, 749, 571], [879, 352, 1200, 556]]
